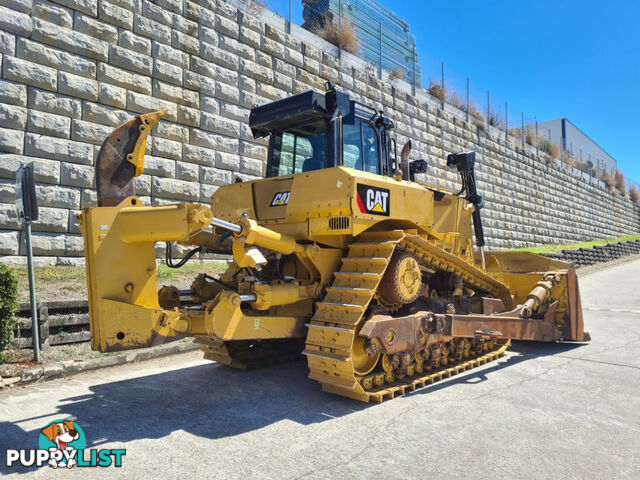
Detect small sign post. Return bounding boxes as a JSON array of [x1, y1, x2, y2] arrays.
[[15, 164, 41, 363]]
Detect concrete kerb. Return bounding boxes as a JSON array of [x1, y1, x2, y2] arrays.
[[0, 340, 200, 389], [577, 253, 640, 277]]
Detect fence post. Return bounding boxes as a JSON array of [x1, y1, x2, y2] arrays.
[[504, 101, 508, 141], [338, 0, 342, 60], [466, 77, 470, 122], [535, 118, 539, 159], [411, 43, 416, 95], [378, 22, 383, 80], [23, 221, 40, 362], [486, 90, 490, 124], [287, 0, 292, 34], [521, 112, 525, 149], [440, 61, 445, 108]]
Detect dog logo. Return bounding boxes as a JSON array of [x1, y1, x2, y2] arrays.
[[5, 418, 125, 469], [356, 184, 390, 216], [270, 191, 290, 206], [39, 420, 85, 468]]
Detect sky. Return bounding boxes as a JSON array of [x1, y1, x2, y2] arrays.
[[267, 0, 640, 184]]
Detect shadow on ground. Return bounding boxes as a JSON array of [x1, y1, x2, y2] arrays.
[[1, 340, 587, 474], [405, 339, 585, 398]]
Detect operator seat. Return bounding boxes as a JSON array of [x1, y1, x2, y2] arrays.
[[302, 156, 323, 172]]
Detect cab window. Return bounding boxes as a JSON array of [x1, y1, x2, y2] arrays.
[[269, 119, 327, 177], [342, 117, 380, 174]]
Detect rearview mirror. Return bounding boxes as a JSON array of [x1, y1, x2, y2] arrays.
[[409, 159, 428, 181]]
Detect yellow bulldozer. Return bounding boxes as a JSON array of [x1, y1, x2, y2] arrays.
[[78, 86, 588, 402]]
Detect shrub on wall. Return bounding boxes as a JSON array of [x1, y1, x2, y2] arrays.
[[600, 171, 616, 192], [630, 185, 640, 203], [525, 130, 535, 146], [562, 151, 578, 168], [0, 264, 18, 363], [615, 170, 626, 192], [446, 90, 465, 110], [428, 81, 446, 102], [470, 107, 486, 131], [538, 138, 559, 158], [317, 16, 359, 53], [486, 108, 505, 129], [388, 66, 405, 81], [444, 92, 486, 131]]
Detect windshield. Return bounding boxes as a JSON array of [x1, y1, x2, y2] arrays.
[[269, 119, 328, 177], [342, 117, 380, 174]]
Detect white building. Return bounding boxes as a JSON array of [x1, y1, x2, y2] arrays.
[[537, 118, 617, 175]]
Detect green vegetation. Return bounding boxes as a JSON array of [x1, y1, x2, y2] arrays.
[[9, 261, 228, 303], [537, 137, 559, 158], [0, 264, 19, 363], [10, 265, 87, 303], [514, 234, 640, 254], [157, 261, 227, 283]]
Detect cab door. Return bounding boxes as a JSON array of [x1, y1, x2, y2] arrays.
[[342, 117, 381, 175]]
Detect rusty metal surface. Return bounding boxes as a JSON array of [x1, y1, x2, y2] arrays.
[[359, 313, 425, 354], [96, 117, 140, 206], [444, 313, 559, 341], [359, 305, 563, 352], [359, 307, 565, 346], [567, 264, 588, 341], [399, 140, 411, 179], [482, 297, 505, 314]]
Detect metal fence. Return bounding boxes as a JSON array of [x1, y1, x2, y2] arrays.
[[251, 1, 546, 143], [299, 0, 420, 86], [231, 0, 637, 192]]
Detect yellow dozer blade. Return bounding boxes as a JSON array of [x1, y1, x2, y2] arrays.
[[484, 250, 589, 341]]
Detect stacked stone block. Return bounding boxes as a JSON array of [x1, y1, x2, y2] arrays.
[[0, 0, 638, 265]]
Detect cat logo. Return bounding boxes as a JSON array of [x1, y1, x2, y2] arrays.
[[270, 191, 290, 207], [356, 184, 390, 216]]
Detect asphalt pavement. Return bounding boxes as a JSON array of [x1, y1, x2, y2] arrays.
[[1, 258, 639, 479]]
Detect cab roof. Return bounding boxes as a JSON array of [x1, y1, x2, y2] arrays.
[[249, 89, 352, 139]]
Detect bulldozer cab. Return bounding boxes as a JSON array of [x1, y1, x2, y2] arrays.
[[249, 87, 394, 178]]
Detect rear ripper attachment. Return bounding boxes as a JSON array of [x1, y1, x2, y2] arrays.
[[96, 109, 166, 206]]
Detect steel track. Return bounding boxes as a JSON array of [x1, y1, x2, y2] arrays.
[[303, 230, 512, 402]]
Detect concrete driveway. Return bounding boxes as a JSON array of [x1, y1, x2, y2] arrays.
[[1, 259, 639, 479]]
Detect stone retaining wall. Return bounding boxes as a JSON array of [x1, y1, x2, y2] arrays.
[[0, 0, 638, 265]]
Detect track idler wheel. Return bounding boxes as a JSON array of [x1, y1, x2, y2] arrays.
[[352, 331, 380, 375], [377, 251, 422, 305]]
